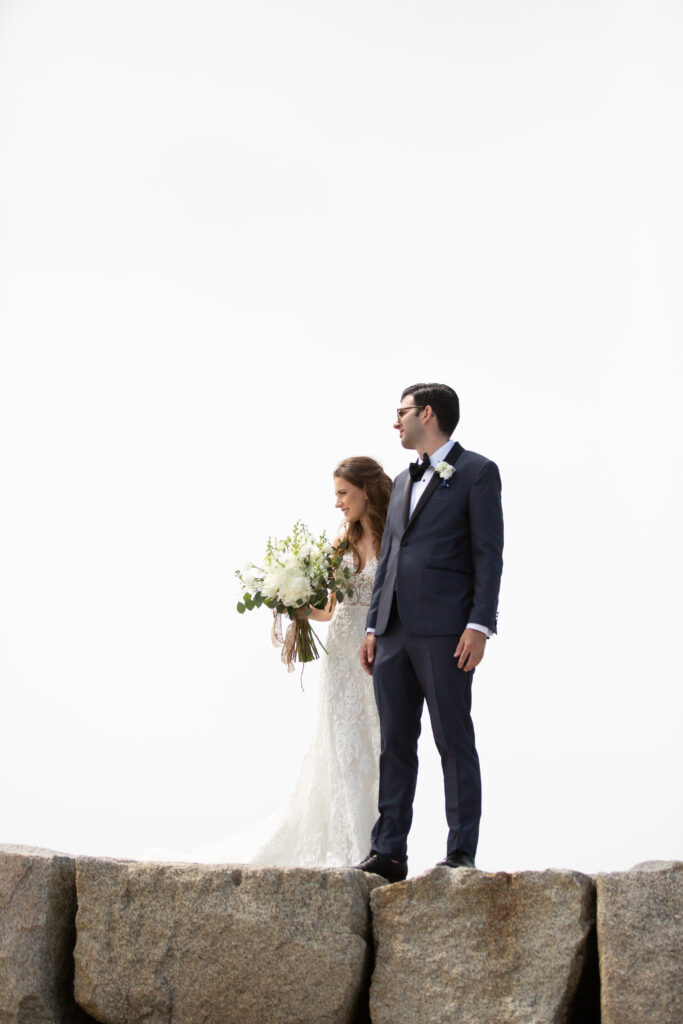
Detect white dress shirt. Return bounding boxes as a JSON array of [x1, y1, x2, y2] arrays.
[[409, 438, 454, 515], [368, 440, 491, 639]]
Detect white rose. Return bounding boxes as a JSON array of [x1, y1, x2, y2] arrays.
[[261, 569, 283, 599], [281, 574, 311, 606]]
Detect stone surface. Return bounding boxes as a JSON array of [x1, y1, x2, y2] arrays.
[[369, 867, 595, 1024], [0, 843, 88, 1024], [597, 860, 682, 1024], [74, 857, 383, 1024]]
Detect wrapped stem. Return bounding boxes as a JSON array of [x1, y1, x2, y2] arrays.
[[272, 613, 327, 672]]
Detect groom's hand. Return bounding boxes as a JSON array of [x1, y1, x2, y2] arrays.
[[454, 628, 486, 671], [360, 634, 377, 675]]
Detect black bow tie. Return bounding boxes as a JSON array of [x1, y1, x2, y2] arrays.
[[409, 453, 431, 482]]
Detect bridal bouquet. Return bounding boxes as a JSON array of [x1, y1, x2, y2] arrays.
[[236, 521, 353, 671]]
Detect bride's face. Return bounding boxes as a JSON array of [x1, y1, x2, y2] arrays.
[[334, 477, 366, 524]]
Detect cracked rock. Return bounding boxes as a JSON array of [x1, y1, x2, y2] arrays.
[[0, 843, 84, 1023]]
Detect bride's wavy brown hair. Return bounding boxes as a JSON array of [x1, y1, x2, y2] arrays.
[[334, 457, 393, 566]]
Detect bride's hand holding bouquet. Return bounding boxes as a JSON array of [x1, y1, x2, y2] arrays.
[[235, 520, 353, 671]]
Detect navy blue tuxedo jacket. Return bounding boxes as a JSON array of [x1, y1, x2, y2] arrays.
[[366, 442, 504, 637]]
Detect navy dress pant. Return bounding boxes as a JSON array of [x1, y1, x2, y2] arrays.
[[370, 601, 481, 860]]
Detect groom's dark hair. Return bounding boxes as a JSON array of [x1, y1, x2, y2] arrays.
[[401, 383, 460, 436]]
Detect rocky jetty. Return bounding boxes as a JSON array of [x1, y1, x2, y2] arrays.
[[1, 844, 681, 1024]]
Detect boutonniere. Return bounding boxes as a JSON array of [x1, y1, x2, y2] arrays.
[[435, 462, 455, 487]]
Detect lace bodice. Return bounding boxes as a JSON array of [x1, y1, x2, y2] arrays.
[[338, 552, 377, 606]]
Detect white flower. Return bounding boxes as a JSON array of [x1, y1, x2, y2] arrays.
[[280, 574, 311, 607], [261, 569, 283, 599], [435, 462, 455, 480], [242, 570, 260, 590]]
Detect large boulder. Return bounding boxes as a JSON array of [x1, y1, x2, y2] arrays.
[[74, 858, 382, 1024], [369, 867, 595, 1024], [0, 843, 88, 1024], [597, 860, 682, 1024]]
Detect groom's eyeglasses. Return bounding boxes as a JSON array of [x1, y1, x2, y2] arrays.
[[396, 405, 425, 420]]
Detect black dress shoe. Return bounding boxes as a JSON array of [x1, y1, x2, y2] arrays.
[[437, 851, 476, 869], [354, 852, 408, 883]]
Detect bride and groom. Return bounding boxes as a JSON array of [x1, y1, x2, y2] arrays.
[[249, 381, 504, 883]]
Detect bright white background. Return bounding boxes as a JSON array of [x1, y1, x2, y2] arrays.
[[1, 0, 681, 876]]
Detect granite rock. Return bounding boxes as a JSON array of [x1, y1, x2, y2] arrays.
[[597, 860, 682, 1024], [369, 867, 595, 1024], [74, 857, 383, 1024], [0, 843, 86, 1024]]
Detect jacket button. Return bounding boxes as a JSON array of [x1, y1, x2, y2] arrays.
[[401, 539, 407, 547]]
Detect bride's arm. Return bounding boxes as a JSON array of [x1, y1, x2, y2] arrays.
[[294, 595, 336, 622]]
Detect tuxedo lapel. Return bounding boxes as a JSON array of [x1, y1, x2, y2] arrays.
[[401, 472, 412, 530], [407, 442, 464, 528]]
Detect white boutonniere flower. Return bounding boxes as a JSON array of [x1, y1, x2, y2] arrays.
[[435, 462, 455, 481]]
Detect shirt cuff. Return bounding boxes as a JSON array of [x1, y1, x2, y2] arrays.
[[467, 622, 491, 638], [369, 624, 489, 636]]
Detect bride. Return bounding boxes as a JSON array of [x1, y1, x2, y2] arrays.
[[143, 456, 392, 868], [248, 456, 392, 868]]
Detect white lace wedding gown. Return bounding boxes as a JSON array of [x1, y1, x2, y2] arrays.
[[249, 554, 380, 868], [141, 555, 380, 868]]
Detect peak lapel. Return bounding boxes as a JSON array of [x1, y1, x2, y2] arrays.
[[407, 442, 464, 527]]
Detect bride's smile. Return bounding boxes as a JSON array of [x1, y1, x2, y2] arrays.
[[335, 479, 366, 524]]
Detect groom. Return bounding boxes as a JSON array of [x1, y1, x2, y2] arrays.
[[357, 383, 503, 882]]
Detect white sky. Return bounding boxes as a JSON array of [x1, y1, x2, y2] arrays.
[[1, 0, 681, 876]]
